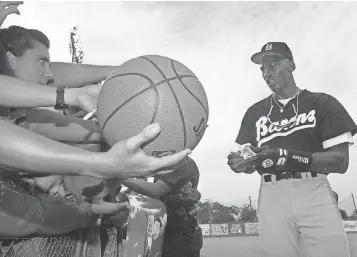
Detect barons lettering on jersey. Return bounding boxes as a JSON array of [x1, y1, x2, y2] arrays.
[[256, 109, 316, 146]]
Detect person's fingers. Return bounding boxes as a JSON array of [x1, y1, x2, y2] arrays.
[[249, 145, 268, 153], [155, 157, 189, 174], [88, 84, 102, 95], [148, 149, 191, 172], [227, 158, 243, 166], [230, 163, 256, 174], [229, 162, 243, 171], [3, 5, 20, 15], [229, 166, 241, 173], [230, 158, 254, 170], [126, 123, 161, 150], [227, 152, 244, 164], [154, 169, 175, 176], [108, 210, 130, 221], [0, 1, 23, 9], [113, 202, 130, 211], [227, 152, 242, 160], [78, 94, 97, 113], [92, 202, 130, 215]]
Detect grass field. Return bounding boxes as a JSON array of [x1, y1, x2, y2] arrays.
[[201, 233, 357, 257]]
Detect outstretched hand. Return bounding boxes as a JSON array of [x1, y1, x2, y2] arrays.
[[91, 201, 130, 216], [227, 145, 276, 174], [0, 1, 23, 27], [227, 151, 255, 174], [65, 84, 102, 114], [76, 84, 102, 113], [101, 123, 191, 179], [237, 145, 287, 170]]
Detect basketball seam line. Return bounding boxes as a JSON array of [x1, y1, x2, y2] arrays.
[[101, 73, 196, 134], [105, 72, 197, 88], [150, 87, 160, 125], [171, 60, 209, 116], [141, 56, 187, 150], [101, 73, 155, 131]]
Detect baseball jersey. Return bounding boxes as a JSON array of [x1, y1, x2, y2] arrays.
[[236, 89, 357, 153]]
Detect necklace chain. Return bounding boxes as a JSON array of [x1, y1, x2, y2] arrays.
[[272, 89, 300, 111], [267, 89, 301, 128]]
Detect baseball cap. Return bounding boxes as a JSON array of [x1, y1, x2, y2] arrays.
[[251, 42, 294, 65]]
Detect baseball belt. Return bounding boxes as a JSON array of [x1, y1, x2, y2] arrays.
[[262, 171, 318, 183]]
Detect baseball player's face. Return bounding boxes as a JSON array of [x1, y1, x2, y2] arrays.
[[260, 55, 291, 92], [12, 41, 53, 85]]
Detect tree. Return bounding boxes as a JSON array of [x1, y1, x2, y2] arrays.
[[239, 204, 258, 222], [197, 201, 235, 224], [197, 200, 259, 224], [69, 26, 84, 64], [66, 26, 84, 116]]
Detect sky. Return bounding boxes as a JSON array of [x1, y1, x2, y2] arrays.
[[5, 1, 357, 208]]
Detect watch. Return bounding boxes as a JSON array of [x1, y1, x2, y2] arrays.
[[54, 86, 70, 110]]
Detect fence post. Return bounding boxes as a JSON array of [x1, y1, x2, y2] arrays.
[[352, 193, 357, 216], [208, 199, 213, 238]]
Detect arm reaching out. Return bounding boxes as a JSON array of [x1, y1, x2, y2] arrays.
[[0, 120, 191, 178], [121, 178, 173, 199], [0, 1, 22, 27], [51, 62, 116, 88], [27, 108, 102, 143], [237, 143, 349, 175], [0, 75, 100, 113]]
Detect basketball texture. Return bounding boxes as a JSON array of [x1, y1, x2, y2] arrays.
[[97, 55, 209, 157]]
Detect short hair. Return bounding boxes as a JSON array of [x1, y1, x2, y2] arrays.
[[0, 26, 50, 76]]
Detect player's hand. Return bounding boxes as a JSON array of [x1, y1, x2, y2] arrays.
[[239, 145, 284, 170], [0, 1, 23, 26], [100, 123, 191, 179], [91, 201, 130, 215], [227, 152, 255, 174], [65, 84, 102, 113]]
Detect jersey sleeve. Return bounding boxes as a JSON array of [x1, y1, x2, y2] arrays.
[[322, 132, 354, 149], [235, 107, 257, 146], [317, 94, 357, 143]]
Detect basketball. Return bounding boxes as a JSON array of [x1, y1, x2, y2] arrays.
[[97, 55, 209, 157]]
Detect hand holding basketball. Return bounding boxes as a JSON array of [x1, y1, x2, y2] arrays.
[[101, 123, 191, 179], [77, 84, 102, 113], [97, 55, 209, 156], [66, 84, 102, 113]]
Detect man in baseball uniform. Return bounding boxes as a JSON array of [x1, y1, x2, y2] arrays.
[[227, 42, 357, 257]]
